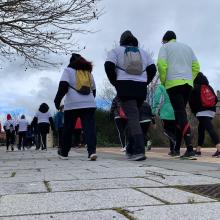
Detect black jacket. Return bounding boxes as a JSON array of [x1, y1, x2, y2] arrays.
[[189, 73, 217, 114], [104, 35, 156, 100]]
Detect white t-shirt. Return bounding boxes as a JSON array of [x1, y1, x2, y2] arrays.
[[35, 111, 52, 123], [60, 67, 96, 111], [18, 119, 29, 132], [4, 119, 16, 130], [106, 46, 154, 82]]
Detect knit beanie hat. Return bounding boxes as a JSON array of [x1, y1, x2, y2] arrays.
[[7, 114, 12, 120], [162, 31, 176, 42], [120, 30, 138, 46], [70, 53, 81, 63]]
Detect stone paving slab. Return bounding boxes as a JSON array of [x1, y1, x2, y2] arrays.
[[50, 177, 164, 192], [145, 173, 220, 185], [0, 210, 127, 220], [139, 188, 216, 204], [0, 189, 162, 216], [126, 202, 220, 220], [0, 182, 47, 196]]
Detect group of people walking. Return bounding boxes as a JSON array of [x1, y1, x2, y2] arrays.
[[107, 30, 220, 160], [2, 30, 220, 161], [3, 103, 55, 151]]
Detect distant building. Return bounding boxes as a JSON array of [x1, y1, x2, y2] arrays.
[[216, 90, 220, 114]]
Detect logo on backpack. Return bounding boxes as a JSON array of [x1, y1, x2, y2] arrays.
[[200, 85, 217, 108], [117, 46, 143, 75], [70, 70, 93, 95]]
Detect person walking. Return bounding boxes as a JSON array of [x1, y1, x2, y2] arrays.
[[139, 101, 155, 151], [110, 96, 127, 152], [32, 103, 54, 151], [152, 84, 182, 156], [3, 114, 16, 151], [189, 72, 220, 157], [55, 105, 64, 148], [105, 30, 156, 161], [17, 115, 29, 150], [157, 31, 200, 159], [54, 53, 97, 161]]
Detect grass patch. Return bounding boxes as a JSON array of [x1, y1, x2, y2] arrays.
[[113, 208, 138, 220], [10, 172, 16, 177], [43, 180, 52, 192]]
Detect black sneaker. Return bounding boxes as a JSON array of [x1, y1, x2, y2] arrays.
[[212, 150, 220, 157], [128, 154, 147, 161], [168, 151, 175, 156], [58, 150, 68, 160], [194, 151, 202, 157], [180, 150, 196, 159], [174, 151, 180, 156]]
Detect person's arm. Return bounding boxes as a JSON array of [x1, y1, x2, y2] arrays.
[[157, 46, 168, 86], [31, 117, 38, 129], [54, 81, 69, 110], [104, 49, 118, 86], [146, 64, 157, 85], [104, 61, 117, 86]]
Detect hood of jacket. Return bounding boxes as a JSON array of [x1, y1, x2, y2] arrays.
[[194, 72, 209, 86], [120, 30, 138, 47], [39, 103, 49, 113]]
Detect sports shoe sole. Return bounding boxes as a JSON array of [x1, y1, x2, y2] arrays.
[[90, 154, 97, 161], [58, 155, 68, 160]]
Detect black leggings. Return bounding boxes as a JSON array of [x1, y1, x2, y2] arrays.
[[140, 122, 151, 146], [163, 120, 182, 152], [6, 130, 15, 148], [114, 118, 127, 148], [61, 108, 96, 157], [37, 132, 47, 150], [167, 84, 192, 149], [18, 131, 27, 149], [197, 116, 220, 146]]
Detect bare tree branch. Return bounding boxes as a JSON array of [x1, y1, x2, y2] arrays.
[[0, 0, 103, 67]]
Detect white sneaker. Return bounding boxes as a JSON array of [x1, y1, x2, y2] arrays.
[[89, 154, 97, 161], [58, 155, 68, 160], [120, 147, 126, 152]]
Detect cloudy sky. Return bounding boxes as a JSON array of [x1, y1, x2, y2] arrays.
[[0, 0, 220, 122]]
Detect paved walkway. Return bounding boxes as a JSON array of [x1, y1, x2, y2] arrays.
[[0, 147, 220, 220]]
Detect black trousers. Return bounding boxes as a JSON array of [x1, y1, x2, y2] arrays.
[[6, 130, 15, 149], [120, 98, 145, 155], [36, 132, 47, 150], [18, 131, 27, 149], [197, 116, 220, 146], [163, 120, 182, 152], [61, 108, 96, 157], [73, 129, 82, 147], [167, 84, 192, 150], [114, 118, 127, 148], [58, 127, 63, 148]]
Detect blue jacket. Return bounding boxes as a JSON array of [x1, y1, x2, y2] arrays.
[[55, 111, 64, 129]]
